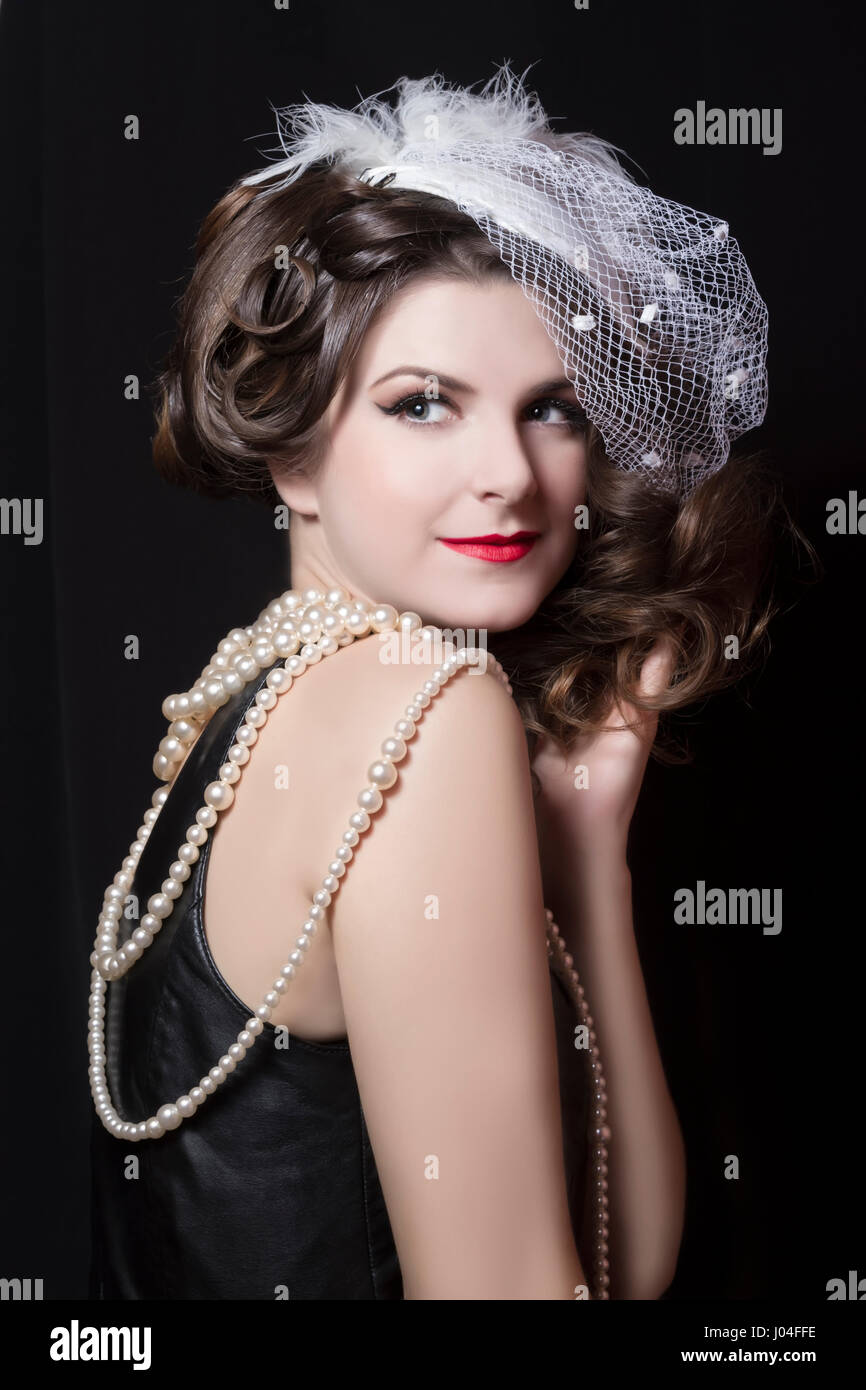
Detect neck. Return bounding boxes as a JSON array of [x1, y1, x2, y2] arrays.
[[288, 564, 378, 611]]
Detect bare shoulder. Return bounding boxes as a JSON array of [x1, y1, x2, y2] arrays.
[[309, 626, 527, 757], [251, 627, 529, 914], [327, 625, 543, 954]]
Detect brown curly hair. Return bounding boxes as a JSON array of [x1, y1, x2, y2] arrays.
[[150, 165, 818, 764]]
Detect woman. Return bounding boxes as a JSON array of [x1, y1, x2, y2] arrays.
[[87, 63, 794, 1301]]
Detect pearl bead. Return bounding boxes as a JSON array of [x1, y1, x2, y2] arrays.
[[204, 781, 234, 810], [235, 655, 260, 681], [368, 759, 398, 789], [370, 604, 398, 631], [251, 642, 275, 666], [158, 735, 185, 762], [266, 666, 293, 691], [381, 736, 407, 761], [203, 678, 229, 708]]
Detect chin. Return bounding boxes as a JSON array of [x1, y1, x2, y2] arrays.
[[417, 585, 546, 637]]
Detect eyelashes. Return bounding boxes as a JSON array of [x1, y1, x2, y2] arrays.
[[378, 391, 588, 433]]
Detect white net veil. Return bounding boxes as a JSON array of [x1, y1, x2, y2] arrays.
[[240, 62, 769, 498]]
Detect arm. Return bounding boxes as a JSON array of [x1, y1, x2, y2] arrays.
[[329, 660, 588, 1299], [531, 637, 687, 1300], [536, 815, 686, 1299]]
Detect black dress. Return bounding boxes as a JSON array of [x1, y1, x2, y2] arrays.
[[88, 655, 589, 1300]]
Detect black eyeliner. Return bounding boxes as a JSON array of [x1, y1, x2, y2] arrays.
[[379, 391, 587, 429]]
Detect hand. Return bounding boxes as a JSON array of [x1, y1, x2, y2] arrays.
[[530, 633, 679, 853]]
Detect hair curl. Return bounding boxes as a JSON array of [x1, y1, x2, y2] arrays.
[[150, 166, 819, 764]]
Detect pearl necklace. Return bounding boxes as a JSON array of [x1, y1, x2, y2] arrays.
[[87, 586, 611, 1299]]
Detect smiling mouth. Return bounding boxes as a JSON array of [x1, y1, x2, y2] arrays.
[[437, 533, 539, 563]]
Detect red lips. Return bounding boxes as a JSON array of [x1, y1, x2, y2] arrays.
[[438, 531, 540, 563]]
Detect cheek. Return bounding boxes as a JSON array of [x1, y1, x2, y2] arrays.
[[316, 447, 428, 567], [326, 435, 446, 525], [539, 456, 586, 557], [541, 447, 587, 512]]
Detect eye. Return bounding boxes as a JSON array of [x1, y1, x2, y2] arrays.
[[380, 392, 454, 428], [525, 398, 587, 430]]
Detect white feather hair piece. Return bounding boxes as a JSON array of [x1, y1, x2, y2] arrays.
[[240, 62, 628, 192], [239, 62, 769, 497]]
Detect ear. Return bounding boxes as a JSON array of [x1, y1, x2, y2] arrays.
[[266, 460, 320, 518]]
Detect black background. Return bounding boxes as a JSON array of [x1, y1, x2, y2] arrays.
[[0, 0, 861, 1302]]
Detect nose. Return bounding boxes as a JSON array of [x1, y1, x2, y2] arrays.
[[465, 414, 540, 505]]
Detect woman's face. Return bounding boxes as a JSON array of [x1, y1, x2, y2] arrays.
[[272, 274, 588, 633]]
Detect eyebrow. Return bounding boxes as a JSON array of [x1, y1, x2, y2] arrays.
[[369, 365, 577, 398]]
